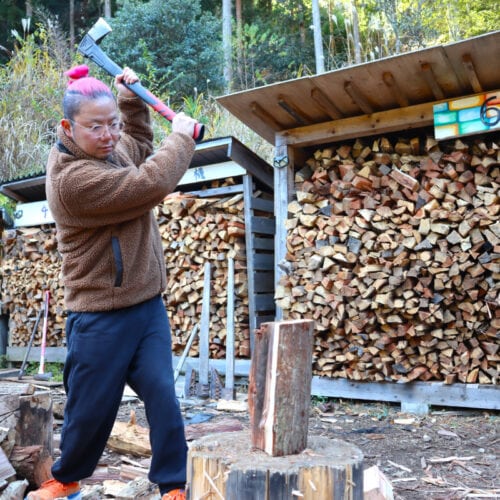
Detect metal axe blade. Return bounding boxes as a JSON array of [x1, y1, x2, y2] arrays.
[[87, 17, 112, 43]]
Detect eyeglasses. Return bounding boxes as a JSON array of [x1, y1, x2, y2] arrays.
[[69, 119, 123, 137]]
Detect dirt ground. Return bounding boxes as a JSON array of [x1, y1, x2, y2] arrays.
[[48, 381, 498, 500]]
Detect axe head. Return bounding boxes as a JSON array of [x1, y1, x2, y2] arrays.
[[77, 17, 122, 79], [86, 17, 112, 44]]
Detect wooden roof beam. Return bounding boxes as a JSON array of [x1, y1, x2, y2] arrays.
[[229, 140, 274, 189], [461, 54, 483, 93], [278, 101, 434, 148], [343, 81, 375, 114], [277, 95, 313, 125], [310, 86, 344, 120], [0, 186, 27, 202], [382, 71, 410, 107], [420, 63, 445, 100], [250, 101, 285, 132]]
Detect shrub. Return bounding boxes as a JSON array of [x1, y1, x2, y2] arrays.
[[0, 20, 69, 182]]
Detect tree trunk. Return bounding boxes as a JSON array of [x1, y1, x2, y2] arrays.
[[351, 0, 362, 64], [235, 0, 243, 88], [104, 0, 112, 18], [25, 0, 32, 18], [0, 389, 54, 488], [223, 0, 233, 93], [69, 0, 75, 53], [311, 0, 325, 74]]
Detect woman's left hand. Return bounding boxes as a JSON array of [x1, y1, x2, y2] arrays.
[[115, 67, 140, 98]]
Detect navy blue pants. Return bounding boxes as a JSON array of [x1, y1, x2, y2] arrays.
[[52, 295, 187, 494]]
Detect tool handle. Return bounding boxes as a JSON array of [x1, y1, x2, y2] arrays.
[[124, 82, 205, 142], [38, 291, 50, 375], [79, 35, 204, 142], [18, 306, 44, 379]]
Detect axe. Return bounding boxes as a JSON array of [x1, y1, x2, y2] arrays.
[[78, 18, 205, 142]]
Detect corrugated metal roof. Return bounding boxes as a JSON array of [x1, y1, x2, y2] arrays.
[[217, 30, 500, 147]]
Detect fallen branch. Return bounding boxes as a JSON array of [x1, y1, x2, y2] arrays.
[[427, 455, 475, 464], [387, 460, 412, 473]]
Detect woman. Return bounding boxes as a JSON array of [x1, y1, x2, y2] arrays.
[[27, 64, 196, 500]]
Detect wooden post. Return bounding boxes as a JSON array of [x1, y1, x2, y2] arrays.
[[222, 256, 235, 400], [273, 134, 293, 321], [198, 261, 211, 398], [248, 319, 314, 456]]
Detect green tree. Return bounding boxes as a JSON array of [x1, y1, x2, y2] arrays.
[[338, 0, 500, 64], [0, 0, 104, 64], [100, 0, 223, 99]]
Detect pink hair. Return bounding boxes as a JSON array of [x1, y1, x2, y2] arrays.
[[62, 65, 115, 118], [64, 64, 112, 96]]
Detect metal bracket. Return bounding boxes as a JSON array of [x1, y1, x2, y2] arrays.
[[183, 364, 225, 400], [273, 155, 289, 169]]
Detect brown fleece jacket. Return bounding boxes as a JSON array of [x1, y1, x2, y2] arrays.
[[46, 95, 195, 312]]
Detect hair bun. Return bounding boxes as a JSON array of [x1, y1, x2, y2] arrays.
[[65, 65, 90, 84]]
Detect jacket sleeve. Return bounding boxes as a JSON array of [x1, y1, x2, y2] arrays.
[[52, 132, 196, 228], [117, 95, 155, 165]]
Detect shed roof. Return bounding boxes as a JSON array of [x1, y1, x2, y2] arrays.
[[217, 30, 500, 148]]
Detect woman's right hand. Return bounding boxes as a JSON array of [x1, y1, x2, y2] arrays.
[[171, 112, 197, 139]]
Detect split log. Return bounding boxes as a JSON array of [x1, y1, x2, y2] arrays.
[[0, 388, 53, 487], [108, 412, 247, 457], [108, 411, 151, 458], [248, 319, 314, 456], [187, 430, 364, 500], [9, 444, 52, 488]]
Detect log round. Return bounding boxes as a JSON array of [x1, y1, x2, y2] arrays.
[[187, 431, 364, 500]]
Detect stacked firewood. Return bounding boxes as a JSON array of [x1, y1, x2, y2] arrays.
[[0, 192, 250, 358], [276, 134, 499, 384], [1, 226, 65, 345], [159, 193, 250, 357]]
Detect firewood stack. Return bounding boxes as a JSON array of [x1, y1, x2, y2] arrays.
[[159, 193, 250, 357], [276, 135, 499, 384], [1, 192, 250, 358], [1, 226, 64, 346]]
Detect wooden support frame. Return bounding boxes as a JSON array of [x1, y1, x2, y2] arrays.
[[222, 257, 235, 400], [382, 71, 410, 107], [311, 377, 500, 411], [198, 262, 211, 397], [344, 80, 375, 114], [243, 175, 276, 352], [461, 53, 483, 93], [310, 86, 344, 120], [277, 94, 313, 125], [273, 134, 294, 321], [279, 101, 435, 148], [250, 101, 285, 132], [420, 62, 445, 100]]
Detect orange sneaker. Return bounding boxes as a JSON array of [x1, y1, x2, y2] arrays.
[[162, 489, 186, 500], [26, 478, 81, 500]]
